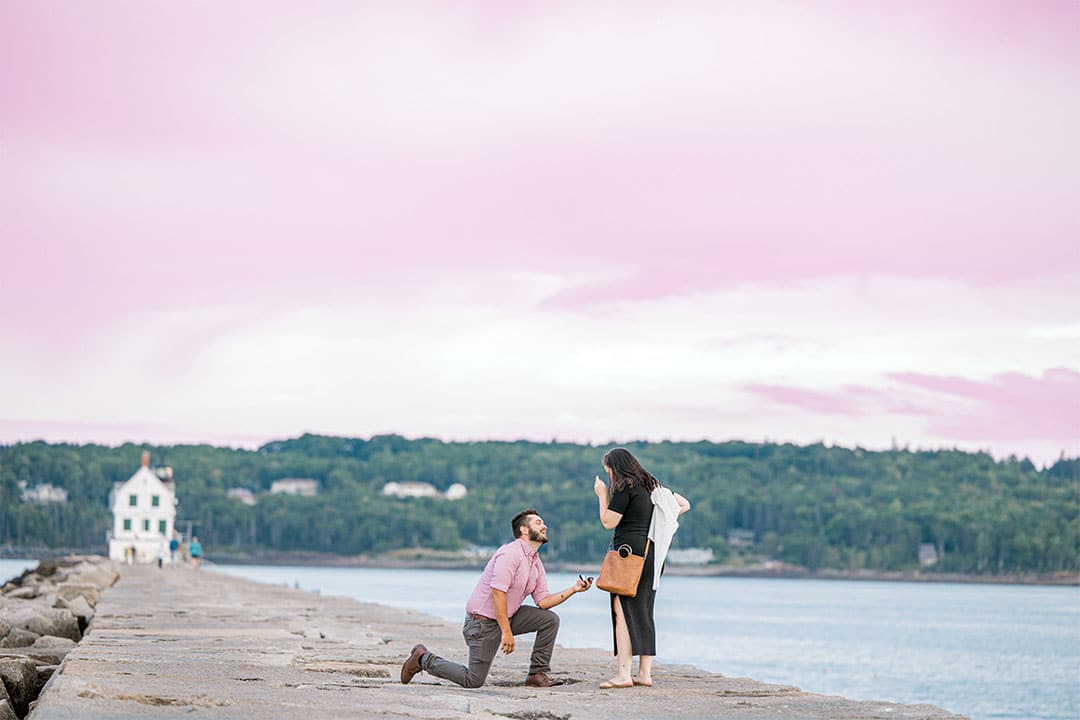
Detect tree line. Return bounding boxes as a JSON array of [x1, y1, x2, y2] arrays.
[[1, 435, 1077, 576]]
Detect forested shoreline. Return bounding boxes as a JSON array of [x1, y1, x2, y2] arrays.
[[2, 435, 1077, 576]]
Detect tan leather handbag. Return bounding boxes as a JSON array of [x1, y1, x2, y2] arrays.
[[596, 538, 651, 597]]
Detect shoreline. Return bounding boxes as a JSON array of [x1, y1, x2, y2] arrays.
[[4, 547, 1075, 587], [210, 552, 1079, 587]]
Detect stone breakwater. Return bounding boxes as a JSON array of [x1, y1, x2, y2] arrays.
[[0, 557, 119, 719], [26, 562, 968, 720]]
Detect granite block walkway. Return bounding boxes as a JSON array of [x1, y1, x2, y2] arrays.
[[29, 565, 967, 719]]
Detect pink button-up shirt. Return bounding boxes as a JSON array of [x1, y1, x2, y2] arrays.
[[465, 538, 550, 619]]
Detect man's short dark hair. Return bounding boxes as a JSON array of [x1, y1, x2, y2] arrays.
[[511, 508, 538, 540]]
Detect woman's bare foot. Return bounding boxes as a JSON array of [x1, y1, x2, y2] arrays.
[[599, 676, 634, 689], [632, 675, 653, 687]]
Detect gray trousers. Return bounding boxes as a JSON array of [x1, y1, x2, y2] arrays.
[[421, 606, 560, 688]]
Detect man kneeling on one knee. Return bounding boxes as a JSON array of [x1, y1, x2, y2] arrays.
[[401, 508, 592, 688]]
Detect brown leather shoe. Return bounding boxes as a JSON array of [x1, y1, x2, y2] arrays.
[[524, 672, 565, 687], [400, 643, 428, 684]]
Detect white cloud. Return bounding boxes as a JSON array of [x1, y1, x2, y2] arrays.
[[5, 271, 1073, 465]]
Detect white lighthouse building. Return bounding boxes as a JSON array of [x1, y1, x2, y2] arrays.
[[108, 451, 178, 564]]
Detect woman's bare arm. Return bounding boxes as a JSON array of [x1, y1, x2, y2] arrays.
[[673, 491, 691, 516], [594, 476, 623, 529]]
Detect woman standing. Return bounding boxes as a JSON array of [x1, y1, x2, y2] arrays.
[[593, 448, 690, 689]]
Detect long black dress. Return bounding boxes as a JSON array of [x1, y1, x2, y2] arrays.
[[607, 482, 656, 656]]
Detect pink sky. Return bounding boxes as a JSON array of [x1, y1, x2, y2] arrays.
[[2, 3, 1077, 466]]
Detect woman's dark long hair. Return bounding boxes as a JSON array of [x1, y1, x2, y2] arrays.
[[602, 447, 659, 493]]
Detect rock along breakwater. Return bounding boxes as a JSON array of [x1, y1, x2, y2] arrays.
[[20, 561, 968, 719], [0, 557, 119, 719]]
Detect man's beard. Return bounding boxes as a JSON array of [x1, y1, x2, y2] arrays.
[[528, 528, 548, 544]]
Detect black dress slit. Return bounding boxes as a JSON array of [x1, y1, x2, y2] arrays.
[[610, 547, 656, 656]]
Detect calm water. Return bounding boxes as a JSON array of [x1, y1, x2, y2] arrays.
[[0, 558, 37, 584], [206, 564, 1080, 720], [4, 558, 1076, 719]]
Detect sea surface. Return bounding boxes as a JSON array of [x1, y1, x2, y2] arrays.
[[3, 559, 1076, 719], [207, 563, 1078, 720], [0, 559, 36, 584]]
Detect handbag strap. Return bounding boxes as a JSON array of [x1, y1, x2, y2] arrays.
[[609, 531, 652, 559]]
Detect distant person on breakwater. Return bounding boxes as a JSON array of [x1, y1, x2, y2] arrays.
[[400, 508, 593, 688], [189, 536, 202, 569], [593, 447, 690, 689], [169, 532, 180, 565]]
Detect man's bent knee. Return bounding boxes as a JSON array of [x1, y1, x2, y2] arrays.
[[462, 672, 488, 689]]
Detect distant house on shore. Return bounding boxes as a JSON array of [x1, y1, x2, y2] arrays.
[[727, 529, 756, 547], [107, 451, 177, 564], [270, 478, 319, 496], [382, 482, 468, 500], [227, 487, 257, 506], [19, 481, 68, 504], [462, 545, 497, 562], [667, 547, 716, 565], [382, 481, 438, 499], [919, 543, 939, 567]]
